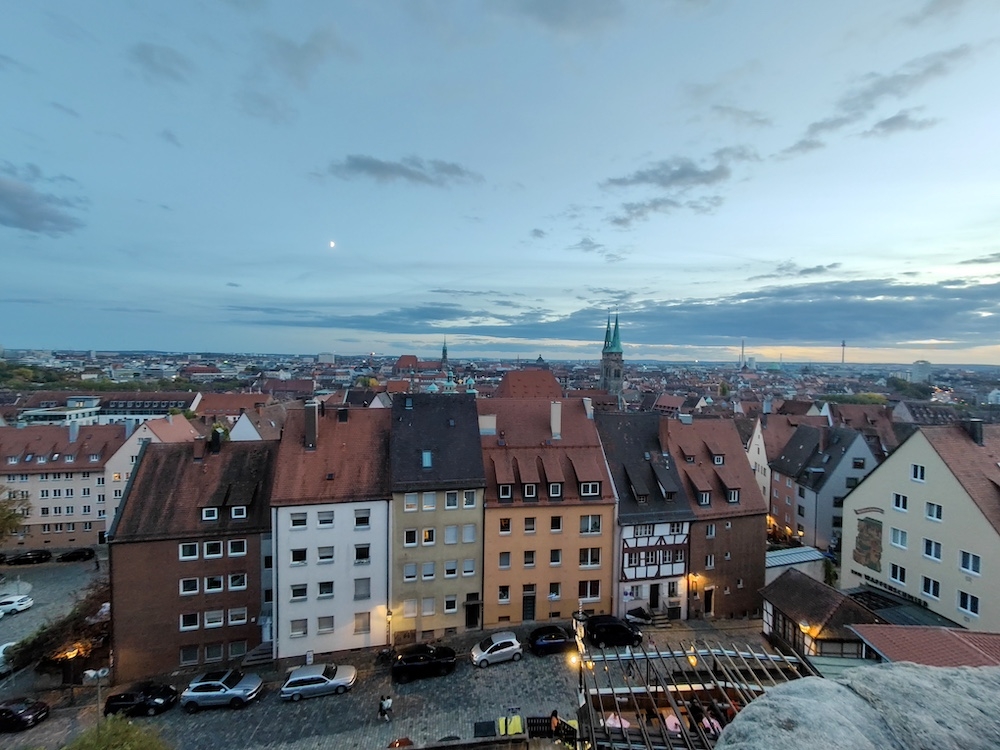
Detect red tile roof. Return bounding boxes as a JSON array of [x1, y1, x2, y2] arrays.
[[495, 370, 562, 399], [0, 424, 127, 469], [195, 393, 274, 416], [923, 423, 1000, 537], [850, 624, 1000, 667]]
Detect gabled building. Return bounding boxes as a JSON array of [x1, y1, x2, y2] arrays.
[[770, 425, 877, 551], [479, 398, 615, 627], [229, 402, 288, 442], [108, 438, 278, 681], [270, 402, 392, 658], [389, 393, 486, 643], [195, 393, 275, 425], [841, 421, 1000, 633]]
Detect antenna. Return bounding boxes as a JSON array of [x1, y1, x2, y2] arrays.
[[841, 340, 846, 364]]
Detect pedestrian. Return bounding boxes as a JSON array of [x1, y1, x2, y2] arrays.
[[381, 694, 393, 721], [377, 695, 386, 721], [550, 709, 560, 735], [94, 556, 100, 571]]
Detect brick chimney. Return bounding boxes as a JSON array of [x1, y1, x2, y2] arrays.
[[658, 416, 670, 454], [305, 399, 319, 450], [550, 401, 562, 441]]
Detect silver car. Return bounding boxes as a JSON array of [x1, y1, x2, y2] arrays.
[[180, 669, 263, 712], [471, 631, 523, 668], [280, 663, 357, 701]]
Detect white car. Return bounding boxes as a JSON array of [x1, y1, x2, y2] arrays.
[[471, 631, 523, 668], [0, 642, 16, 676], [0, 595, 33, 614]]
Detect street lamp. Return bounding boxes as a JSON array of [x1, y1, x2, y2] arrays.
[[83, 667, 110, 721]]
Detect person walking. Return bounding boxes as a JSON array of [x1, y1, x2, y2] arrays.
[[377, 695, 386, 721], [94, 556, 100, 571], [381, 694, 393, 721]]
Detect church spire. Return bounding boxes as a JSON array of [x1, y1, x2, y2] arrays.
[[602, 314, 613, 353], [441, 336, 448, 370]]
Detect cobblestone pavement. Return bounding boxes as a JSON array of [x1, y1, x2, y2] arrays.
[[4, 618, 769, 750]]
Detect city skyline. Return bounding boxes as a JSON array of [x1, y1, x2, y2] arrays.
[[3, 1, 999, 364]]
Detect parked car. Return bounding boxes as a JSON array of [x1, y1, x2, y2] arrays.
[[57, 548, 95, 562], [0, 697, 49, 731], [5, 550, 52, 565], [104, 681, 179, 717], [0, 596, 33, 615], [391, 643, 457, 683], [280, 663, 357, 701], [528, 625, 576, 657], [584, 614, 643, 649], [471, 631, 523, 668], [0, 642, 17, 677], [180, 669, 263, 713]]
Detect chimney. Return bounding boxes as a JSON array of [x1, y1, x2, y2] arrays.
[[966, 419, 984, 446], [304, 399, 319, 450], [167, 413, 173, 424], [193, 438, 207, 461], [818, 427, 826, 455], [658, 416, 670, 454], [68, 422, 79, 443], [210, 429, 222, 454], [550, 401, 562, 441], [582, 397, 594, 420]]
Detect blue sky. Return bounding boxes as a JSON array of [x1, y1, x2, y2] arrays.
[[2, 0, 999, 364]]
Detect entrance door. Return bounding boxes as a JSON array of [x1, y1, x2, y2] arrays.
[[650, 584, 660, 610], [465, 593, 480, 629], [522, 584, 536, 622], [703, 587, 715, 617]]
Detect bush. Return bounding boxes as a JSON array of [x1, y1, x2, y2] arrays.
[[61, 714, 173, 750]]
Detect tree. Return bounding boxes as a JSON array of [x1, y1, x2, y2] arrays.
[[61, 713, 174, 750], [0, 484, 30, 538]]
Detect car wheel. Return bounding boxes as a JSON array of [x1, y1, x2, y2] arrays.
[[512, 653, 522, 662], [146, 706, 157, 717], [291, 693, 302, 702], [478, 660, 489, 669], [183, 702, 199, 714], [335, 685, 347, 695], [229, 698, 245, 709]]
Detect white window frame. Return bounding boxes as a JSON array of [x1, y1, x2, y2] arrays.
[[179, 543, 199, 561], [923, 538, 942, 562], [580, 482, 599, 497], [892, 493, 908, 512], [499, 484, 512, 499], [922, 576, 941, 599], [911, 464, 926, 482], [179, 613, 199, 631], [890, 527, 907, 549], [179, 578, 199, 596], [228, 539, 247, 557], [549, 483, 562, 498], [890, 563, 907, 585], [960, 550, 981, 575], [523, 483, 537, 499], [463, 490, 476, 508], [925, 502, 943, 521], [203, 541, 223, 559], [958, 590, 980, 616]]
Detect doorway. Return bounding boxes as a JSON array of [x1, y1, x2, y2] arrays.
[[465, 593, 480, 629], [703, 587, 715, 617], [522, 584, 536, 622], [650, 583, 660, 611]]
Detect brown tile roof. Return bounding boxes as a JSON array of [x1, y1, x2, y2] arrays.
[[141, 416, 202, 442], [111, 440, 277, 541], [850, 624, 1000, 667], [239, 403, 288, 440], [761, 568, 881, 639], [195, 393, 274, 416], [922, 423, 1000, 538], [759, 414, 828, 463], [271, 406, 391, 505], [0, 424, 127, 469], [494, 370, 562, 399]]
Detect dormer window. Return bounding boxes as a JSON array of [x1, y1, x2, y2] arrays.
[[727, 489, 740, 503], [580, 482, 600, 497], [64, 454, 74, 463], [549, 482, 562, 498], [422, 450, 432, 469], [713, 455, 724, 465], [231, 506, 247, 519], [89, 453, 100, 462], [685, 455, 694, 464], [5, 457, 16, 465], [499, 484, 512, 500], [523, 484, 536, 499], [202, 508, 219, 521], [698, 491, 711, 506], [37, 456, 47, 464]]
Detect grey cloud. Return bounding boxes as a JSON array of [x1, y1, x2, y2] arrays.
[[608, 195, 723, 228], [227, 282, 241, 287], [749, 261, 842, 281], [603, 158, 730, 191], [531, 228, 546, 239], [958, 252, 1000, 265], [159, 129, 182, 147], [0, 175, 84, 235], [127, 42, 196, 84], [235, 90, 295, 124], [902, 0, 968, 26], [325, 155, 484, 187], [0, 53, 28, 73], [862, 109, 939, 137], [50, 102, 79, 118], [779, 138, 825, 157], [567, 236, 628, 263], [260, 27, 352, 88], [495, 0, 625, 33], [712, 105, 772, 127]]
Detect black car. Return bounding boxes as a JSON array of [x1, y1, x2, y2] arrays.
[[0, 697, 49, 731], [529, 625, 577, 657], [57, 548, 96, 562], [5, 550, 53, 565], [104, 681, 179, 717], [584, 615, 643, 649], [391, 643, 457, 683]]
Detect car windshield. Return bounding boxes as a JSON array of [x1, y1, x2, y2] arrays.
[[322, 665, 338, 679], [478, 636, 496, 651], [221, 671, 244, 688]]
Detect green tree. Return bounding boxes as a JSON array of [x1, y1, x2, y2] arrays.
[[0, 484, 31, 538], [61, 713, 174, 750]]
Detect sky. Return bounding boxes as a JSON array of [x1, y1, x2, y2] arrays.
[[2, 1, 999, 365]]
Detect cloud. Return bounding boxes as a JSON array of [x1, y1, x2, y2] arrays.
[[712, 105, 772, 127], [958, 252, 1000, 265], [159, 129, 181, 147], [226, 282, 241, 287], [127, 42, 196, 84], [324, 155, 484, 187], [779, 138, 825, 157], [748, 261, 842, 281], [567, 237, 627, 263], [50, 102, 79, 118], [494, 0, 626, 33], [608, 195, 723, 227], [235, 90, 296, 124], [603, 158, 730, 191], [0, 175, 84, 235], [902, 0, 968, 26], [530, 228, 546, 239], [259, 27, 352, 88], [0, 53, 29, 73], [862, 109, 940, 137]]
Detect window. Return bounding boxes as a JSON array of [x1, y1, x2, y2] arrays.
[[199, 541, 220, 559], [580, 515, 601, 534], [421, 597, 435, 616], [634, 524, 653, 537], [422, 491, 436, 510], [422, 561, 435, 580], [706, 554, 715, 569], [354, 612, 371, 634], [404, 493, 418, 512], [205, 575, 224, 593], [499, 484, 512, 500], [290, 548, 307, 565], [890, 563, 906, 585], [180, 645, 199, 665], [706, 524, 716, 539], [923, 539, 942, 561], [922, 576, 941, 599], [958, 591, 980, 616], [444, 525, 458, 544], [579, 548, 601, 567], [463, 490, 476, 508], [523, 483, 537, 499], [403, 563, 417, 582], [911, 464, 926, 482], [355, 544, 371, 563], [422, 528, 435, 546], [960, 551, 981, 575], [890, 528, 907, 549], [231, 505, 247, 519], [445, 491, 459, 509], [698, 491, 710, 506], [462, 524, 476, 543], [853, 457, 866, 469], [318, 581, 334, 598], [926, 502, 943, 521], [290, 583, 308, 600], [499, 551, 511, 569], [179, 578, 199, 595], [229, 607, 248, 625], [318, 510, 335, 527], [498, 585, 511, 603], [354, 509, 370, 528], [550, 515, 563, 532], [444, 560, 457, 578], [422, 450, 433, 469], [578, 580, 600, 600], [229, 573, 247, 591], [499, 517, 511, 534], [228, 539, 247, 557], [317, 615, 335, 633], [354, 577, 371, 600], [550, 548, 562, 566], [444, 595, 457, 613], [524, 550, 535, 567], [202, 508, 219, 521], [403, 599, 417, 618], [892, 493, 908, 512], [549, 483, 562, 498], [462, 558, 475, 576], [96, 477, 105, 486], [179, 613, 199, 631], [797, 505, 805, 518], [713, 455, 724, 465], [229, 641, 247, 659], [290, 512, 307, 528], [580, 482, 599, 496], [627, 551, 640, 567], [727, 489, 740, 503], [549, 582, 561, 600], [290, 619, 307, 637], [846, 477, 859, 489], [98, 508, 107, 518], [318, 545, 335, 563], [404, 528, 417, 546]]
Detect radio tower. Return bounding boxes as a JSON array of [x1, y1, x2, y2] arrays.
[[841, 340, 846, 364]]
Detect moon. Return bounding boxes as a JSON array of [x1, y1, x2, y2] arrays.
[[329, 241, 336, 249]]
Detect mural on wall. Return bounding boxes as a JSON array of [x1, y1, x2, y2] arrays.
[[852, 517, 882, 572]]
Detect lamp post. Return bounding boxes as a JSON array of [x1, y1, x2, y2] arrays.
[[83, 668, 109, 723]]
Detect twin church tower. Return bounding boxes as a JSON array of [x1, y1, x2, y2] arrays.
[[600, 314, 624, 396]]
